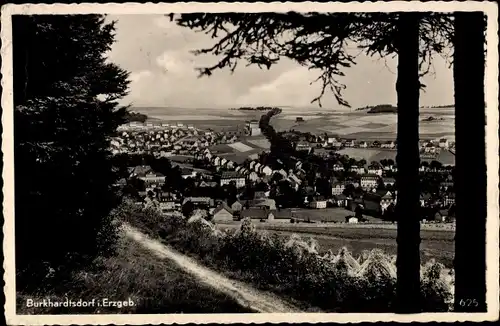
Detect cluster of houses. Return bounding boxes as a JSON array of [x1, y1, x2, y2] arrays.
[[111, 122, 244, 157], [115, 120, 456, 224], [284, 131, 453, 153], [292, 136, 398, 152]]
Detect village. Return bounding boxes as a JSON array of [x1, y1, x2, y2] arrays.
[[112, 120, 457, 226]]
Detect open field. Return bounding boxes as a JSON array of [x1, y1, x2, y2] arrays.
[[290, 207, 385, 223], [228, 142, 254, 152], [134, 106, 455, 142], [216, 222, 455, 268], [337, 148, 455, 165], [17, 233, 252, 314]]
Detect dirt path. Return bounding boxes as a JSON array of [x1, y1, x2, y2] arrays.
[[122, 223, 305, 313]]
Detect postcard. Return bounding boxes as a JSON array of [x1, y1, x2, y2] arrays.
[[2, 1, 499, 325]]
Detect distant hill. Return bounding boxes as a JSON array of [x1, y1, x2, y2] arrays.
[[425, 104, 455, 109], [422, 116, 445, 122], [229, 106, 279, 111], [124, 111, 148, 123], [356, 104, 397, 114]]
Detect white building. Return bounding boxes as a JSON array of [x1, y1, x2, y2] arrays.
[[361, 175, 379, 189]]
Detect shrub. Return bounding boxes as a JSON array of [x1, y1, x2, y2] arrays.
[[124, 207, 454, 312]]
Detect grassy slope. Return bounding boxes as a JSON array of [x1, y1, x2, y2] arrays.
[[17, 234, 253, 314]]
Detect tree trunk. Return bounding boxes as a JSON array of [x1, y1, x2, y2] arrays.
[[395, 13, 422, 313], [453, 12, 487, 312]]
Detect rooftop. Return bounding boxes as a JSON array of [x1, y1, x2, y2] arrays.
[[221, 171, 245, 179]]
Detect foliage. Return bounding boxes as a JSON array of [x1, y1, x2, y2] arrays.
[[123, 204, 453, 312], [174, 12, 453, 107], [123, 111, 148, 123], [13, 15, 130, 290]]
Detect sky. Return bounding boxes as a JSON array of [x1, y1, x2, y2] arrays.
[[106, 14, 455, 110]]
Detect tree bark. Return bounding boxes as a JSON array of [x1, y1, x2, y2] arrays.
[[395, 13, 422, 313], [453, 12, 487, 312]]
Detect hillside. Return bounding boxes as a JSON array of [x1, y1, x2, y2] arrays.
[[356, 104, 397, 114], [17, 230, 252, 314]]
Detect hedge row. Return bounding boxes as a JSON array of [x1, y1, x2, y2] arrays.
[[118, 202, 453, 312]]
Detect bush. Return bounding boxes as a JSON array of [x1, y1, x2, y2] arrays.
[[124, 206, 453, 312]]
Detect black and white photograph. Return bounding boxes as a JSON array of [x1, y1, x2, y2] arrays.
[[2, 1, 499, 325]]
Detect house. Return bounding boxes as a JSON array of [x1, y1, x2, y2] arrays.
[[424, 143, 437, 153], [378, 190, 396, 212], [289, 174, 302, 186], [363, 190, 396, 215], [309, 198, 328, 209], [226, 160, 236, 170], [182, 197, 214, 208], [358, 141, 368, 148], [350, 166, 366, 175], [197, 181, 218, 188], [261, 165, 273, 176], [159, 191, 177, 202], [332, 163, 344, 172], [332, 194, 348, 207], [295, 141, 311, 152], [382, 177, 396, 187], [367, 167, 383, 176], [254, 191, 267, 200], [181, 168, 197, 179], [381, 141, 396, 149], [348, 217, 359, 224], [129, 165, 153, 178], [439, 138, 449, 149], [212, 203, 234, 222], [327, 137, 342, 148], [343, 139, 355, 148], [247, 171, 260, 182], [220, 171, 246, 188], [159, 201, 176, 213], [230, 200, 244, 212], [141, 171, 166, 185], [361, 175, 379, 189], [214, 156, 222, 166], [434, 209, 449, 222], [252, 198, 277, 210], [443, 192, 456, 206], [332, 182, 345, 195], [240, 207, 273, 221]]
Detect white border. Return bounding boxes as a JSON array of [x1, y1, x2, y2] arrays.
[[2, 1, 499, 325]]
